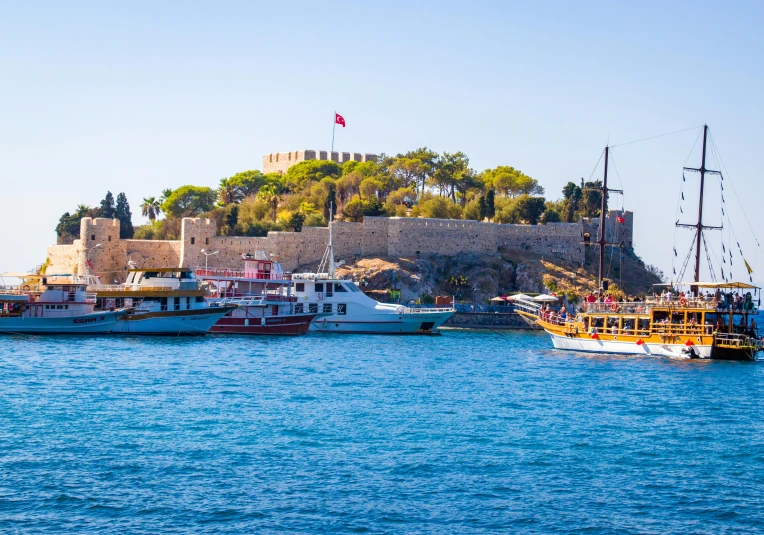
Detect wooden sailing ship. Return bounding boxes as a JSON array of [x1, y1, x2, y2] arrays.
[[516, 125, 762, 360]]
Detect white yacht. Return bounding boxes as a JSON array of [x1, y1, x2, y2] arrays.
[[290, 206, 454, 334]]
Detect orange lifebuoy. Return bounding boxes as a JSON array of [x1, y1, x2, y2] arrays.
[[679, 297, 687, 307], [610, 303, 618, 312]]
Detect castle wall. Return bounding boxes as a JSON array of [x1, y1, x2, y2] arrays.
[[45, 212, 633, 279], [262, 149, 378, 174]]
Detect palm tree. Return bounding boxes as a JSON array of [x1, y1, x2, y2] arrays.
[[159, 188, 174, 205], [141, 197, 161, 222], [217, 178, 242, 206], [269, 194, 280, 221]]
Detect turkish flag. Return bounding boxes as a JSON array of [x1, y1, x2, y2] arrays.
[[335, 113, 346, 127], [616, 215, 625, 224]]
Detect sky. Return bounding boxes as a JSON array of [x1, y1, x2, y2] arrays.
[[1, 0, 762, 285]]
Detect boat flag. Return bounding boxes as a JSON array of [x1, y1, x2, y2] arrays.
[[616, 215, 625, 224], [335, 113, 346, 127], [744, 259, 753, 275], [636, 338, 644, 346], [87, 259, 94, 270]]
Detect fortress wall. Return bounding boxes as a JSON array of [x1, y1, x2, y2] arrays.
[[387, 218, 497, 257], [44, 213, 632, 279], [46, 242, 80, 275], [123, 240, 182, 275], [360, 217, 389, 257], [497, 222, 585, 263], [583, 211, 633, 249], [262, 150, 378, 174]]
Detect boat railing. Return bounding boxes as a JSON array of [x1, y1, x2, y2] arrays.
[[196, 268, 293, 281], [0, 284, 43, 295], [91, 283, 204, 293], [215, 296, 268, 307], [578, 298, 734, 314], [714, 332, 763, 351], [397, 305, 455, 314]]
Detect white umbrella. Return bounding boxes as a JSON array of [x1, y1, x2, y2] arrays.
[[506, 293, 533, 301], [532, 294, 559, 302], [490, 296, 506, 302]]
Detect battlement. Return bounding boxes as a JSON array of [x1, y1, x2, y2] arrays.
[[262, 150, 378, 174]]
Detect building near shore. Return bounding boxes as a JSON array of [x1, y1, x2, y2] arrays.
[[45, 212, 633, 283], [262, 150, 378, 174]]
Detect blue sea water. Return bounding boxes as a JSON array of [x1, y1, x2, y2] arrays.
[[0, 330, 763, 534]]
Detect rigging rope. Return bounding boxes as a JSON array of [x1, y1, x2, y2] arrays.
[[610, 125, 704, 148]]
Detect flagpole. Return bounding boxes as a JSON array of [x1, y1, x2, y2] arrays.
[[331, 111, 336, 153]]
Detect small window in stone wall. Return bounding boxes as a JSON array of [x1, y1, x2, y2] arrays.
[[91, 235, 96, 241], [205, 238, 209, 245], [191, 237, 195, 245], [108, 236, 111, 242]]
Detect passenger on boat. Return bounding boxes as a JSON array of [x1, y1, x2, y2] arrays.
[[586, 292, 596, 303], [604, 294, 613, 304], [558, 305, 567, 320]]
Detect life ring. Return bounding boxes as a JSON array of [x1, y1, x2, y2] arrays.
[[22, 284, 30, 291], [610, 303, 618, 312], [679, 297, 687, 307]]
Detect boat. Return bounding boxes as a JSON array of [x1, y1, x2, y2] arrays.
[[196, 252, 318, 335], [292, 205, 454, 334], [91, 266, 237, 335], [0, 272, 122, 334], [516, 125, 762, 361]]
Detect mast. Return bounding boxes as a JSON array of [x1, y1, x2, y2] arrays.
[[598, 146, 609, 290], [693, 124, 709, 283], [678, 124, 721, 288], [328, 202, 335, 278]]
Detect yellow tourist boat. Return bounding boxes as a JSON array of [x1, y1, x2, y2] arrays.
[[517, 125, 762, 361], [516, 282, 761, 360]]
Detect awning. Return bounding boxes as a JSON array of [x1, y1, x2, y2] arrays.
[[506, 293, 533, 301], [490, 296, 506, 302], [0, 272, 41, 279], [657, 281, 759, 290], [532, 294, 559, 302]]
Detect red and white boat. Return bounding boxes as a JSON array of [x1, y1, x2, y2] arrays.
[[197, 252, 318, 335]]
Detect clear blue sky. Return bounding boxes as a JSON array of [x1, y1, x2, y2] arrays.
[[1, 1, 762, 284]]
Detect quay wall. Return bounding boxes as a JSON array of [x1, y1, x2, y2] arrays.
[[45, 212, 633, 282]]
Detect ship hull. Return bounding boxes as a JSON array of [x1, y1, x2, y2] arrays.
[[111, 307, 235, 335], [0, 310, 121, 335], [310, 310, 454, 334], [548, 332, 713, 358], [210, 313, 317, 335]]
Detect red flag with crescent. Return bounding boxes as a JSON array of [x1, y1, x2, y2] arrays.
[[335, 113, 346, 127]]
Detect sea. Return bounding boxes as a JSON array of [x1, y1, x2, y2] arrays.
[[1, 327, 763, 534]]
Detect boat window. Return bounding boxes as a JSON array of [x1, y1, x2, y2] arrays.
[[45, 305, 50, 309], [323, 303, 332, 313], [344, 283, 360, 292], [671, 312, 685, 324], [295, 303, 304, 313], [592, 317, 605, 328], [309, 303, 318, 314], [334, 283, 347, 293], [638, 318, 650, 333], [337, 303, 347, 315], [181, 271, 194, 279], [195, 296, 206, 303], [144, 272, 158, 279], [315, 283, 324, 292], [622, 318, 636, 333], [296, 283, 305, 292]]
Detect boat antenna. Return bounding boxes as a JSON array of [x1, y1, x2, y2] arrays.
[[328, 201, 335, 278], [678, 124, 722, 291]]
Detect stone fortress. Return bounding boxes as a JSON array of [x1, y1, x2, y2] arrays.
[[46, 212, 634, 284], [263, 149, 378, 174]]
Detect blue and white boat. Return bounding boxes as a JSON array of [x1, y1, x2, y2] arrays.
[[0, 273, 122, 334]]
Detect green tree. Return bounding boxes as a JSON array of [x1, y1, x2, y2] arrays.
[[582, 179, 603, 217], [478, 196, 487, 221], [140, 197, 161, 221], [514, 195, 546, 225], [562, 181, 583, 222], [287, 211, 305, 232], [217, 177, 243, 206], [115, 192, 134, 238], [485, 189, 496, 221], [342, 198, 365, 222], [541, 208, 561, 223], [283, 160, 342, 190], [99, 191, 115, 218], [160, 185, 217, 218]]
